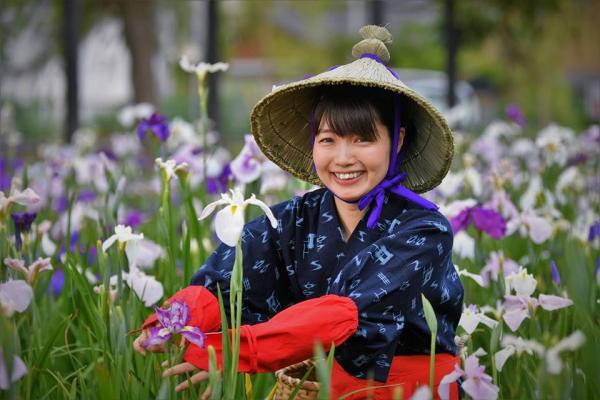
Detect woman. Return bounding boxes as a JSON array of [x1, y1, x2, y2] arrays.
[[134, 25, 463, 399]]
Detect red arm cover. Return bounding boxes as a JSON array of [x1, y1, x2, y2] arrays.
[[141, 286, 221, 333], [183, 295, 359, 374]]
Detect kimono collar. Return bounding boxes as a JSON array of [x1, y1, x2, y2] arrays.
[[311, 53, 438, 229]]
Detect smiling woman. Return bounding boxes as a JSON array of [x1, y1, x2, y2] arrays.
[[135, 24, 463, 400]]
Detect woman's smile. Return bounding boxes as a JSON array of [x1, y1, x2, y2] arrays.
[[313, 119, 394, 201]]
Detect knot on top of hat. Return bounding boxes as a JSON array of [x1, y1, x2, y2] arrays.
[[351, 25, 392, 63]]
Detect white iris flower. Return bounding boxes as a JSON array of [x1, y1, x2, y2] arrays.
[[199, 189, 278, 247]]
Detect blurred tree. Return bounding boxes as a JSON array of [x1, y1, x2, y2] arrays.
[[451, 0, 590, 127], [120, 0, 157, 105], [64, 0, 80, 143]]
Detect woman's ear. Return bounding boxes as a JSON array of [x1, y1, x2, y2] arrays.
[[397, 127, 406, 153]]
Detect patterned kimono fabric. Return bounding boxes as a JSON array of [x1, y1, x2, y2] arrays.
[[158, 188, 464, 399]]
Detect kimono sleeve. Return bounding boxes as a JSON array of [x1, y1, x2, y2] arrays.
[[328, 209, 460, 382], [190, 207, 296, 326]]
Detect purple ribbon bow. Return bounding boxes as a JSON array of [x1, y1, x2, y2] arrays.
[[357, 173, 438, 229]]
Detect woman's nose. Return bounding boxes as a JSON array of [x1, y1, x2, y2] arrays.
[[334, 141, 356, 165]]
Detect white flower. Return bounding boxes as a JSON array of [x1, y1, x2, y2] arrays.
[[439, 198, 477, 220], [155, 158, 180, 182], [0, 188, 40, 213], [505, 267, 537, 297], [452, 231, 475, 261], [117, 102, 154, 128], [125, 238, 164, 270], [179, 55, 229, 79], [535, 123, 575, 167], [0, 280, 33, 317], [545, 331, 585, 375], [455, 265, 485, 287], [0, 350, 27, 390], [199, 188, 278, 247], [4, 257, 53, 284], [458, 304, 498, 334], [107, 266, 164, 307], [494, 334, 545, 371], [102, 225, 144, 252], [410, 385, 432, 400]]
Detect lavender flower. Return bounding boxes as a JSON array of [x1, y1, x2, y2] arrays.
[[450, 205, 507, 240], [144, 300, 206, 348], [550, 261, 561, 286], [11, 212, 37, 251], [49, 268, 65, 296], [0, 350, 28, 390], [589, 220, 600, 242], [137, 112, 170, 142], [505, 103, 526, 126], [121, 210, 145, 229], [438, 355, 499, 400], [206, 164, 232, 195]]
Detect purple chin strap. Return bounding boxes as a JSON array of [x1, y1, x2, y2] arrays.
[[310, 53, 438, 229]]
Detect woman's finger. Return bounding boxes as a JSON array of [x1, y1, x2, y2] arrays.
[[175, 370, 209, 393], [133, 334, 146, 355], [201, 386, 212, 400], [162, 362, 198, 377]]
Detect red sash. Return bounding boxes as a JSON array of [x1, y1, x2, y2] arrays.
[[330, 354, 460, 400]]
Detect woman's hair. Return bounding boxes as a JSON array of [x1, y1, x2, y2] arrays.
[[313, 85, 400, 142]]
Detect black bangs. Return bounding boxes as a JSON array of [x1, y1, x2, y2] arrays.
[[313, 85, 395, 141]]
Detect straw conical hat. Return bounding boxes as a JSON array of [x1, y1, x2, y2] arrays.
[[250, 25, 454, 193]]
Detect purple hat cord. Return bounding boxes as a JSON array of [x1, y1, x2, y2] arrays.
[[309, 53, 438, 229]]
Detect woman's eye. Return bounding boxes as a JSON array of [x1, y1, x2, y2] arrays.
[[318, 138, 333, 144]]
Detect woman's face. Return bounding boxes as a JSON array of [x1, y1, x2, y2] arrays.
[[313, 118, 398, 202]]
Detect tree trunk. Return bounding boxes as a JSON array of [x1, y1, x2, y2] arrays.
[[206, 0, 220, 128], [64, 0, 79, 143], [122, 0, 157, 105], [444, 0, 457, 107]]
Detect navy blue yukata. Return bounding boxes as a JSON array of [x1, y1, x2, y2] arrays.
[[190, 188, 464, 382]]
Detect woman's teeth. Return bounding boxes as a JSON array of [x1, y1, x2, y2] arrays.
[[334, 172, 362, 180]]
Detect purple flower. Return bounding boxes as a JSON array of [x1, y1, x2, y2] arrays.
[[137, 112, 170, 142], [206, 164, 232, 195], [439, 355, 499, 400], [505, 103, 526, 126], [451, 205, 507, 240], [589, 220, 600, 242], [49, 268, 65, 296], [0, 350, 28, 390], [121, 210, 145, 229], [550, 261, 561, 286], [78, 190, 96, 203], [11, 212, 37, 251], [144, 301, 206, 348]]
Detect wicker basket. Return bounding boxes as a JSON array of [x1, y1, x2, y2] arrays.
[[274, 359, 320, 400]]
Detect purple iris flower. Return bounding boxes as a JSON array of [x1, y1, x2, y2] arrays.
[[121, 210, 145, 229], [589, 220, 600, 242], [78, 190, 96, 203], [49, 268, 65, 296], [505, 104, 526, 126], [550, 260, 561, 286], [59, 231, 80, 257], [451, 205, 507, 240], [206, 164, 232, 195], [11, 212, 37, 251], [144, 301, 206, 348], [137, 112, 170, 142]]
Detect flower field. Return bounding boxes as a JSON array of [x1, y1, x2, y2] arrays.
[[1, 87, 599, 399]]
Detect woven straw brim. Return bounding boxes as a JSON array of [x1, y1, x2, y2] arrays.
[[274, 359, 319, 400], [251, 58, 454, 194]]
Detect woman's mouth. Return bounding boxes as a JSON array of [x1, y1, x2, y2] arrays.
[[331, 171, 364, 185]]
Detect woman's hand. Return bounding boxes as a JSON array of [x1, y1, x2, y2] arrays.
[[162, 360, 211, 397], [132, 325, 165, 355]]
